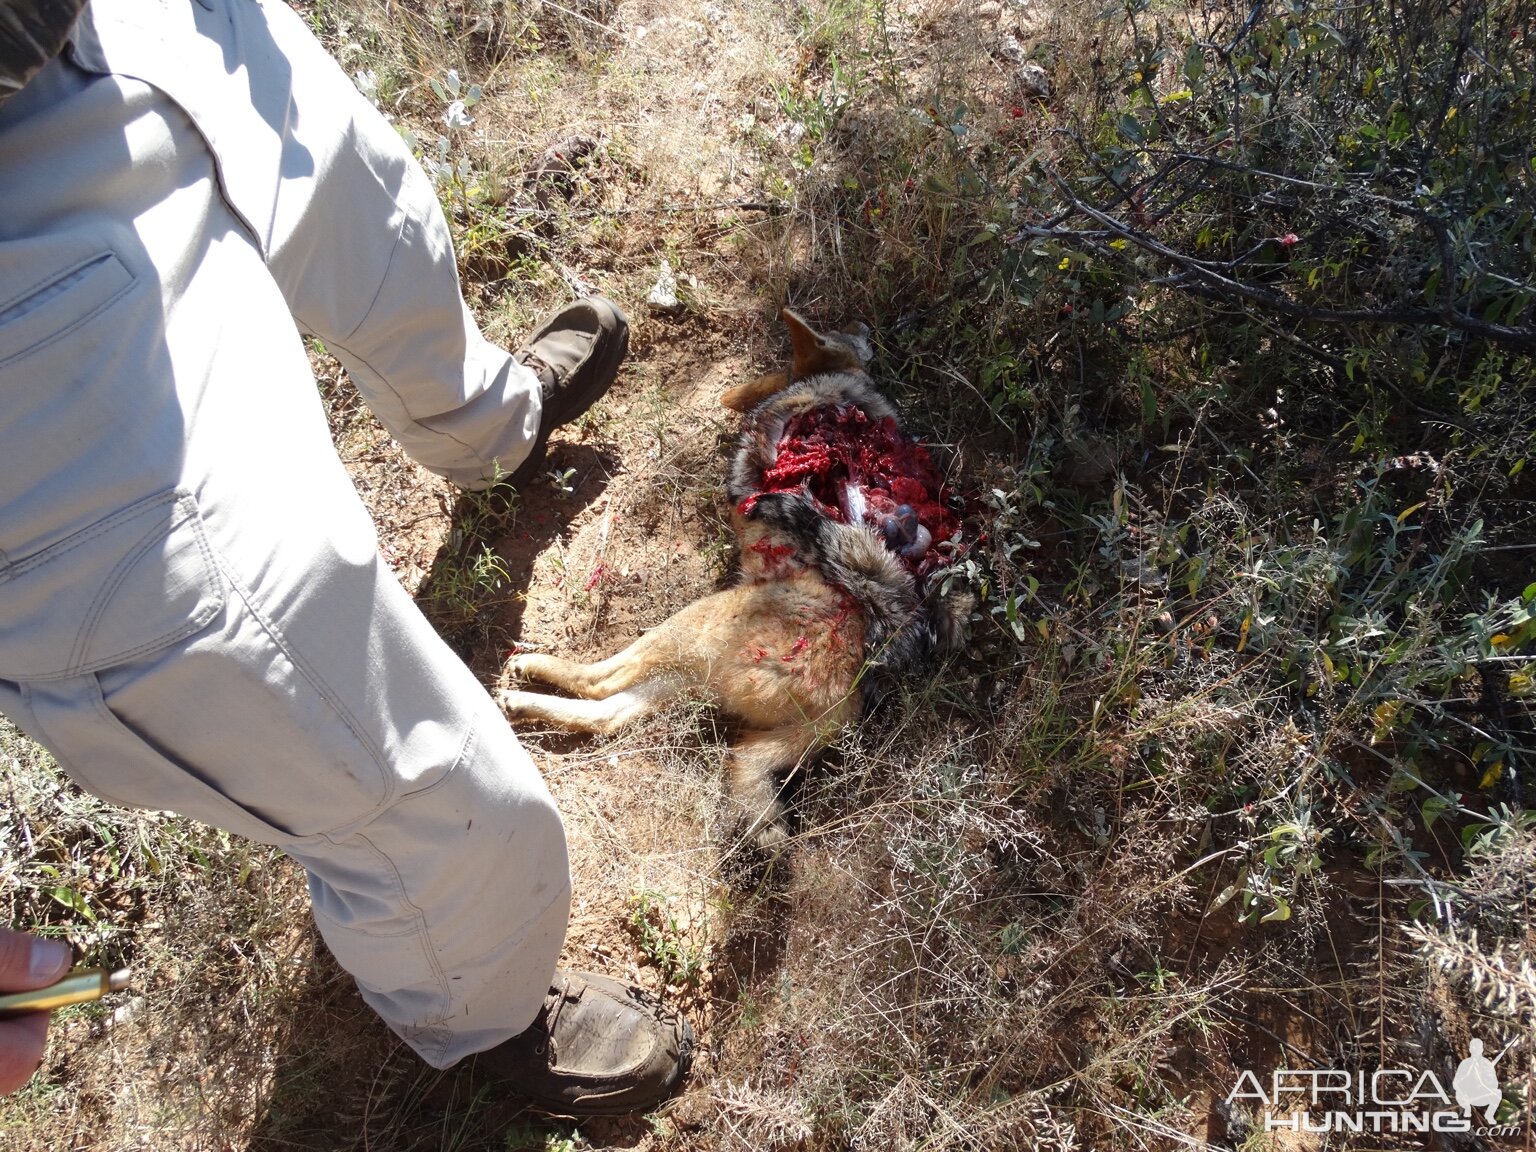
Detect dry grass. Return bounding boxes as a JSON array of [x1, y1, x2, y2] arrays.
[[2, 0, 1533, 1148]]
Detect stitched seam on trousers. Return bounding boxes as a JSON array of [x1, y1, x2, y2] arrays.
[[0, 265, 75, 317], [336, 161, 406, 349], [84, 676, 285, 841], [0, 491, 178, 585], [412, 716, 567, 983], [53, 48, 272, 258], [321, 218, 483, 457], [17, 680, 137, 812], [66, 497, 225, 677], [0, 253, 104, 315], [326, 208, 490, 463], [333, 722, 490, 1065], [19, 677, 324, 848], [208, 548, 398, 831], [447, 884, 568, 977], [327, 350, 488, 465], [0, 261, 136, 372], [388, 723, 476, 807], [347, 829, 454, 1061]]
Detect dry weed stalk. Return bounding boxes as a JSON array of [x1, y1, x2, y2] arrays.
[[708, 1079, 814, 1150], [1407, 923, 1536, 1027]]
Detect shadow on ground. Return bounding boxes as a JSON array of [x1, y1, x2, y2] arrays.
[[238, 928, 668, 1150], [416, 441, 618, 677]]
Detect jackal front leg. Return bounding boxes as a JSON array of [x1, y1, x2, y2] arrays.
[[498, 674, 684, 736], [508, 645, 652, 700]]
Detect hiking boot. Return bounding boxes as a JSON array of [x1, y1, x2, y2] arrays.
[[502, 295, 629, 488], [475, 969, 693, 1116]]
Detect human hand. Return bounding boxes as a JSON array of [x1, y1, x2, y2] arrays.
[[0, 929, 71, 1094]]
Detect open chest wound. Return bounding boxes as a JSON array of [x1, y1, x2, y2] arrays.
[[756, 404, 960, 578]]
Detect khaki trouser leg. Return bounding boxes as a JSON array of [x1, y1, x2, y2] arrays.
[[0, 0, 568, 1068], [232, 0, 546, 490]]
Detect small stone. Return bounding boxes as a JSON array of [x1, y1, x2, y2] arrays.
[[647, 260, 683, 315], [111, 997, 147, 1027], [977, 0, 1001, 16]]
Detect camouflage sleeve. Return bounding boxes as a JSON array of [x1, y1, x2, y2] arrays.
[[0, 0, 88, 107]]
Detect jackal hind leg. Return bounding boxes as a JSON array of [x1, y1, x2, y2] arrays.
[[726, 724, 825, 855]]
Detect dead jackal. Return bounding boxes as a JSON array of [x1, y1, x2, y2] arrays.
[[500, 310, 970, 853]]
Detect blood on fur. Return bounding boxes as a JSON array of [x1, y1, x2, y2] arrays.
[[745, 404, 959, 580]]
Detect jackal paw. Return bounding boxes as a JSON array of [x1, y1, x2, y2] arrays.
[[752, 819, 790, 854], [497, 688, 535, 719]]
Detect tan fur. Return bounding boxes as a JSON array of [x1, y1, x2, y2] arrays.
[[783, 308, 865, 377], [719, 310, 869, 414], [501, 569, 864, 850], [501, 310, 959, 855], [720, 370, 789, 412]]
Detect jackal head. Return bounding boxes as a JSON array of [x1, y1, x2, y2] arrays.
[[721, 309, 874, 411]]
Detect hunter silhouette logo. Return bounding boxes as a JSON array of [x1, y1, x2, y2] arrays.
[[1452, 1038, 1506, 1125], [1227, 1035, 1523, 1137]]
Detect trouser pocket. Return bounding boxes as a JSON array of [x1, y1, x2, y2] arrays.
[[0, 488, 395, 843], [0, 490, 223, 682], [0, 488, 284, 842]]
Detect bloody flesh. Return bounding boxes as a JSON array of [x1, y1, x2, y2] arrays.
[[743, 404, 959, 579]]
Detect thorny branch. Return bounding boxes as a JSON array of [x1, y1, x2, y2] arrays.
[[1011, 164, 1536, 352]]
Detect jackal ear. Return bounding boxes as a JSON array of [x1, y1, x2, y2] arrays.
[[721, 370, 790, 411], [783, 308, 866, 378]]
